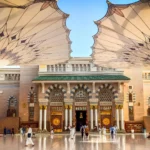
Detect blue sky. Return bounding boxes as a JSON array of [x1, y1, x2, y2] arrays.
[[58, 0, 138, 57]]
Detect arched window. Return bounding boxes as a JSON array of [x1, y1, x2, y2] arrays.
[[129, 93, 132, 102]]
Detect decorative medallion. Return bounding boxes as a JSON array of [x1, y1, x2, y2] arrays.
[[102, 118, 110, 125], [52, 118, 60, 126]]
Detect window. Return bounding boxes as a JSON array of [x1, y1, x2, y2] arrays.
[[129, 93, 132, 102]]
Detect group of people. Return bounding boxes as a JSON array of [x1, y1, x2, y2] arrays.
[[98, 126, 106, 135], [3, 127, 15, 137], [68, 125, 90, 140], [80, 125, 90, 139], [20, 126, 26, 136], [3, 124, 118, 146], [98, 125, 117, 136]]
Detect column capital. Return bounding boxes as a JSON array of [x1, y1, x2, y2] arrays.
[[94, 105, 98, 109], [90, 105, 93, 109], [116, 105, 119, 109], [65, 105, 68, 109], [39, 105, 43, 109], [69, 105, 72, 109], [43, 105, 47, 110], [119, 105, 123, 109]]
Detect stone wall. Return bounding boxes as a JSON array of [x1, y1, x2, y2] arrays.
[[124, 67, 144, 121], [0, 117, 20, 133], [0, 83, 19, 118], [19, 66, 39, 122], [143, 82, 150, 116]]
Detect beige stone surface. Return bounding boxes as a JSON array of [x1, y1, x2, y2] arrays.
[[124, 67, 144, 121], [19, 66, 38, 122], [0, 84, 19, 118], [0, 117, 19, 133]]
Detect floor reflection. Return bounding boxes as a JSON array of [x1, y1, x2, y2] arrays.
[[0, 133, 150, 150]]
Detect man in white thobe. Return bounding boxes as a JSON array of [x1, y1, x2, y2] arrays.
[[69, 126, 75, 139], [25, 126, 34, 146]]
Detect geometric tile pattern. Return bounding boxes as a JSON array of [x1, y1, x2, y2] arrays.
[[0, 0, 71, 65], [93, 0, 150, 68], [45, 84, 66, 101], [96, 83, 118, 101], [70, 84, 92, 99]]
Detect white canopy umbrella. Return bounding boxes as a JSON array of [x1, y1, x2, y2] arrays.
[[93, 0, 150, 68], [0, 0, 71, 65]]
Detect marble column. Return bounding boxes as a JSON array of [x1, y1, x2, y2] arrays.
[[43, 105, 47, 131], [39, 105, 43, 131], [69, 105, 72, 127], [120, 105, 125, 130], [90, 105, 93, 130], [116, 105, 120, 130], [95, 105, 98, 127], [65, 105, 68, 128]]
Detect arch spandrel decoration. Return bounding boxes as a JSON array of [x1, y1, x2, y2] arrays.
[[71, 84, 92, 101], [96, 83, 118, 101], [45, 84, 66, 102]]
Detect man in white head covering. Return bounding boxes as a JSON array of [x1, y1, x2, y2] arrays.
[[25, 125, 34, 146], [69, 126, 75, 139]]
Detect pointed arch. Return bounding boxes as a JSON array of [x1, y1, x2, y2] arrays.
[[45, 84, 66, 101]]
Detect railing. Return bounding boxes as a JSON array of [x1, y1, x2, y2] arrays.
[[72, 64, 90, 72], [47, 64, 66, 72], [5, 74, 20, 81], [143, 73, 150, 80]]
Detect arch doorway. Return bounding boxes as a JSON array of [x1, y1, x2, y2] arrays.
[[71, 84, 91, 131]]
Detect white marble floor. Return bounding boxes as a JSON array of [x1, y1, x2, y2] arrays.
[[0, 133, 149, 150]]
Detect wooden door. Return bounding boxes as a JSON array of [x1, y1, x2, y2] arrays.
[[101, 115, 111, 129], [51, 115, 62, 132]]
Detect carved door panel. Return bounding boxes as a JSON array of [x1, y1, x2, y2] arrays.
[[51, 115, 62, 132], [101, 115, 111, 129]]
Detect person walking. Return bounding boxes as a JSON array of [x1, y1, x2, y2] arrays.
[[80, 125, 84, 139], [110, 126, 114, 138], [20, 127, 23, 135], [102, 126, 106, 135], [69, 126, 75, 139], [98, 127, 102, 134], [85, 125, 89, 140], [11, 128, 15, 136], [22, 126, 26, 136], [3, 127, 7, 137], [25, 125, 34, 147]]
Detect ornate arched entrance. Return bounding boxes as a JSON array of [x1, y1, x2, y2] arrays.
[[45, 84, 66, 132], [96, 84, 118, 129], [71, 84, 92, 131]]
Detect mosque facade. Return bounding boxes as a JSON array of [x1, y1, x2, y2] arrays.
[[0, 57, 149, 133]]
